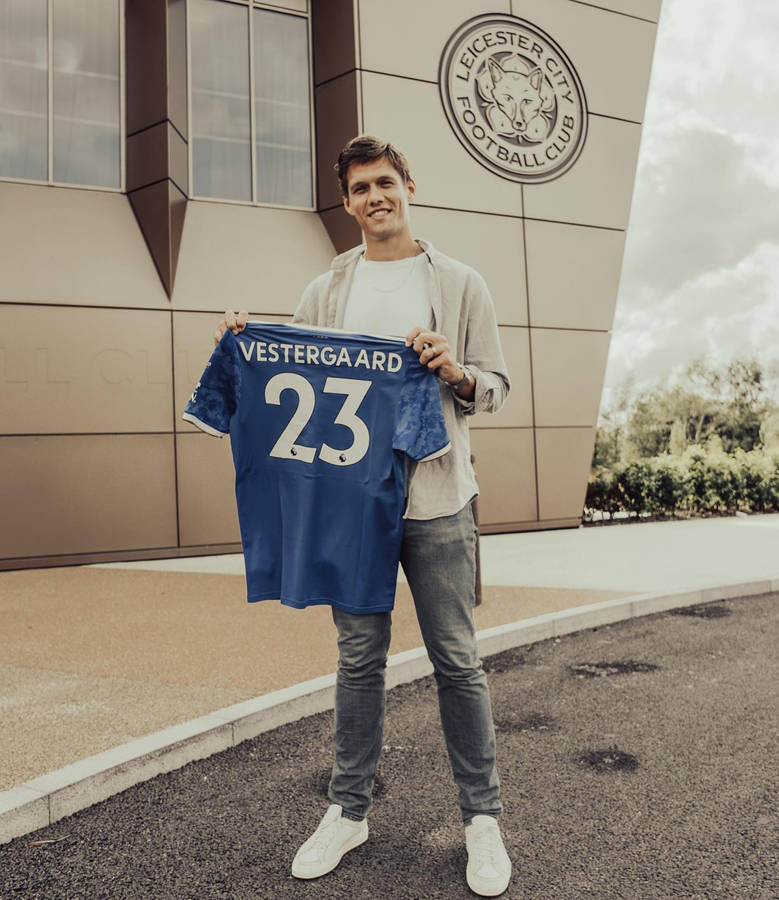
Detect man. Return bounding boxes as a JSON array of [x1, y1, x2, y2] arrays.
[[216, 135, 511, 897]]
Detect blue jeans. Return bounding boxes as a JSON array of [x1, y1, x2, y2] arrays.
[[328, 503, 502, 823]]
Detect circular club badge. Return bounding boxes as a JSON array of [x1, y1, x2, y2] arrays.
[[439, 14, 588, 183]]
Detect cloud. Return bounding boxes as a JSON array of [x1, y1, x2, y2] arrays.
[[622, 126, 779, 300], [601, 240, 779, 414], [647, 0, 779, 143], [601, 0, 779, 416]]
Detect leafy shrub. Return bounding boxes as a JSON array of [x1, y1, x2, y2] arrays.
[[614, 460, 653, 515], [734, 449, 772, 512], [680, 445, 708, 513], [703, 447, 743, 513], [583, 444, 779, 521], [585, 469, 621, 520], [646, 454, 686, 515]]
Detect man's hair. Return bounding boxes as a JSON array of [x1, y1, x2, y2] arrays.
[[335, 135, 412, 197]]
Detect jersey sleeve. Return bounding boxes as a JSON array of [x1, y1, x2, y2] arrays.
[[393, 368, 451, 462], [182, 333, 240, 437]]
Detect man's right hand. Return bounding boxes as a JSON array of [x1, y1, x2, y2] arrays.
[[214, 310, 248, 347]]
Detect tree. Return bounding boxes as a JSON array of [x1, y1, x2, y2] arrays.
[[593, 374, 636, 468], [713, 359, 769, 452], [760, 411, 779, 451], [594, 356, 779, 470], [669, 419, 687, 455], [622, 383, 717, 459]]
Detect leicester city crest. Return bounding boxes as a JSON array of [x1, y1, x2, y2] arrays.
[[439, 14, 588, 183]]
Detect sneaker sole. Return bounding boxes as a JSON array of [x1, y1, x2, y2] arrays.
[[291, 827, 369, 880], [466, 869, 511, 897]]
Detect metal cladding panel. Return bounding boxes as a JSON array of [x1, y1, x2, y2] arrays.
[[513, 0, 659, 122], [471, 327, 533, 430], [535, 426, 597, 521], [174, 311, 288, 434], [172, 201, 335, 313], [128, 180, 187, 297], [525, 219, 626, 330], [169, 124, 189, 196], [126, 0, 168, 135], [0, 435, 177, 559], [1, 305, 172, 435], [126, 124, 168, 193], [176, 433, 241, 546], [522, 113, 643, 230], [408, 206, 528, 327], [126, 0, 188, 136], [312, 0, 356, 86], [169, 181, 188, 292], [0, 183, 168, 307], [315, 71, 361, 212], [470, 428, 537, 526], [555, 0, 661, 23], [318, 206, 361, 256], [530, 329, 611, 429], [357, 0, 510, 83], [167, 0, 189, 138], [124, 127, 187, 200], [360, 73, 523, 216]]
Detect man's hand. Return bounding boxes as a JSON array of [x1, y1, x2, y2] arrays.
[[405, 326, 462, 384], [214, 310, 248, 347], [406, 326, 475, 400]]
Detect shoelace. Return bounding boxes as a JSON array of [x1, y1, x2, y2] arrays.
[[469, 826, 502, 865], [308, 819, 341, 855]]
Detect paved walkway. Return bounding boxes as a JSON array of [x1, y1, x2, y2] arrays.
[[2, 514, 778, 793], [4, 590, 777, 899]]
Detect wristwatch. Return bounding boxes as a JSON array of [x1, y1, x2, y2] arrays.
[[451, 364, 472, 390]]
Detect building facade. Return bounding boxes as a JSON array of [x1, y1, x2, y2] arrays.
[[0, 0, 661, 568]]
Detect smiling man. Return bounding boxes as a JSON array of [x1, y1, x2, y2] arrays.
[[217, 135, 512, 896]]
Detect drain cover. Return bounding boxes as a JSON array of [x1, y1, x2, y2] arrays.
[[672, 603, 731, 618], [577, 747, 639, 773], [484, 647, 526, 674], [494, 712, 555, 733], [568, 660, 660, 678]]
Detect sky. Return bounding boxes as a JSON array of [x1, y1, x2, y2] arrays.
[[599, 0, 779, 419]]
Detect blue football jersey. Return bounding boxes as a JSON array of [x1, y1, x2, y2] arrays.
[[183, 322, 450, 613]]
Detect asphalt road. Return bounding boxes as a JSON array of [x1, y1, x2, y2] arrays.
[[3, 592, 777, 899]]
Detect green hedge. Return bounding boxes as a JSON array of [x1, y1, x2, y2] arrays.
[[584, 445, 779, 520]]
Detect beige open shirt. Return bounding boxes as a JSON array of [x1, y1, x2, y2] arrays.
[[291, 239, 511, 521]]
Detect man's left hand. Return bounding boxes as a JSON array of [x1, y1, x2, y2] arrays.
[[406, 326, 462, 385]]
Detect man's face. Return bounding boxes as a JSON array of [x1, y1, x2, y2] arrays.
[[342, 158, 416, 242]]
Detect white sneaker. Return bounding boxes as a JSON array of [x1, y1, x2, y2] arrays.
[[464, 815, 512, 896], [291, 804, 369, 879]]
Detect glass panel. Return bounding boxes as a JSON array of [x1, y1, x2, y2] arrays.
[[0, 0, 47, 181], [52, 0, 120, 187], [253, 9, 312, 208], [260, 0, 307, 12], [191, 0, 251, 202]]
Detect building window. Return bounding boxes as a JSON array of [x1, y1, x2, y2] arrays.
[[190, 0, 314, 209], [0, 0, 122, 189]]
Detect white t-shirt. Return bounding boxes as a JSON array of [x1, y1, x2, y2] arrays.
[[342, 253, 433, 338]]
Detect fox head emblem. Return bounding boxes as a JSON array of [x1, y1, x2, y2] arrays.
[[477, 53, 554, 142]]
